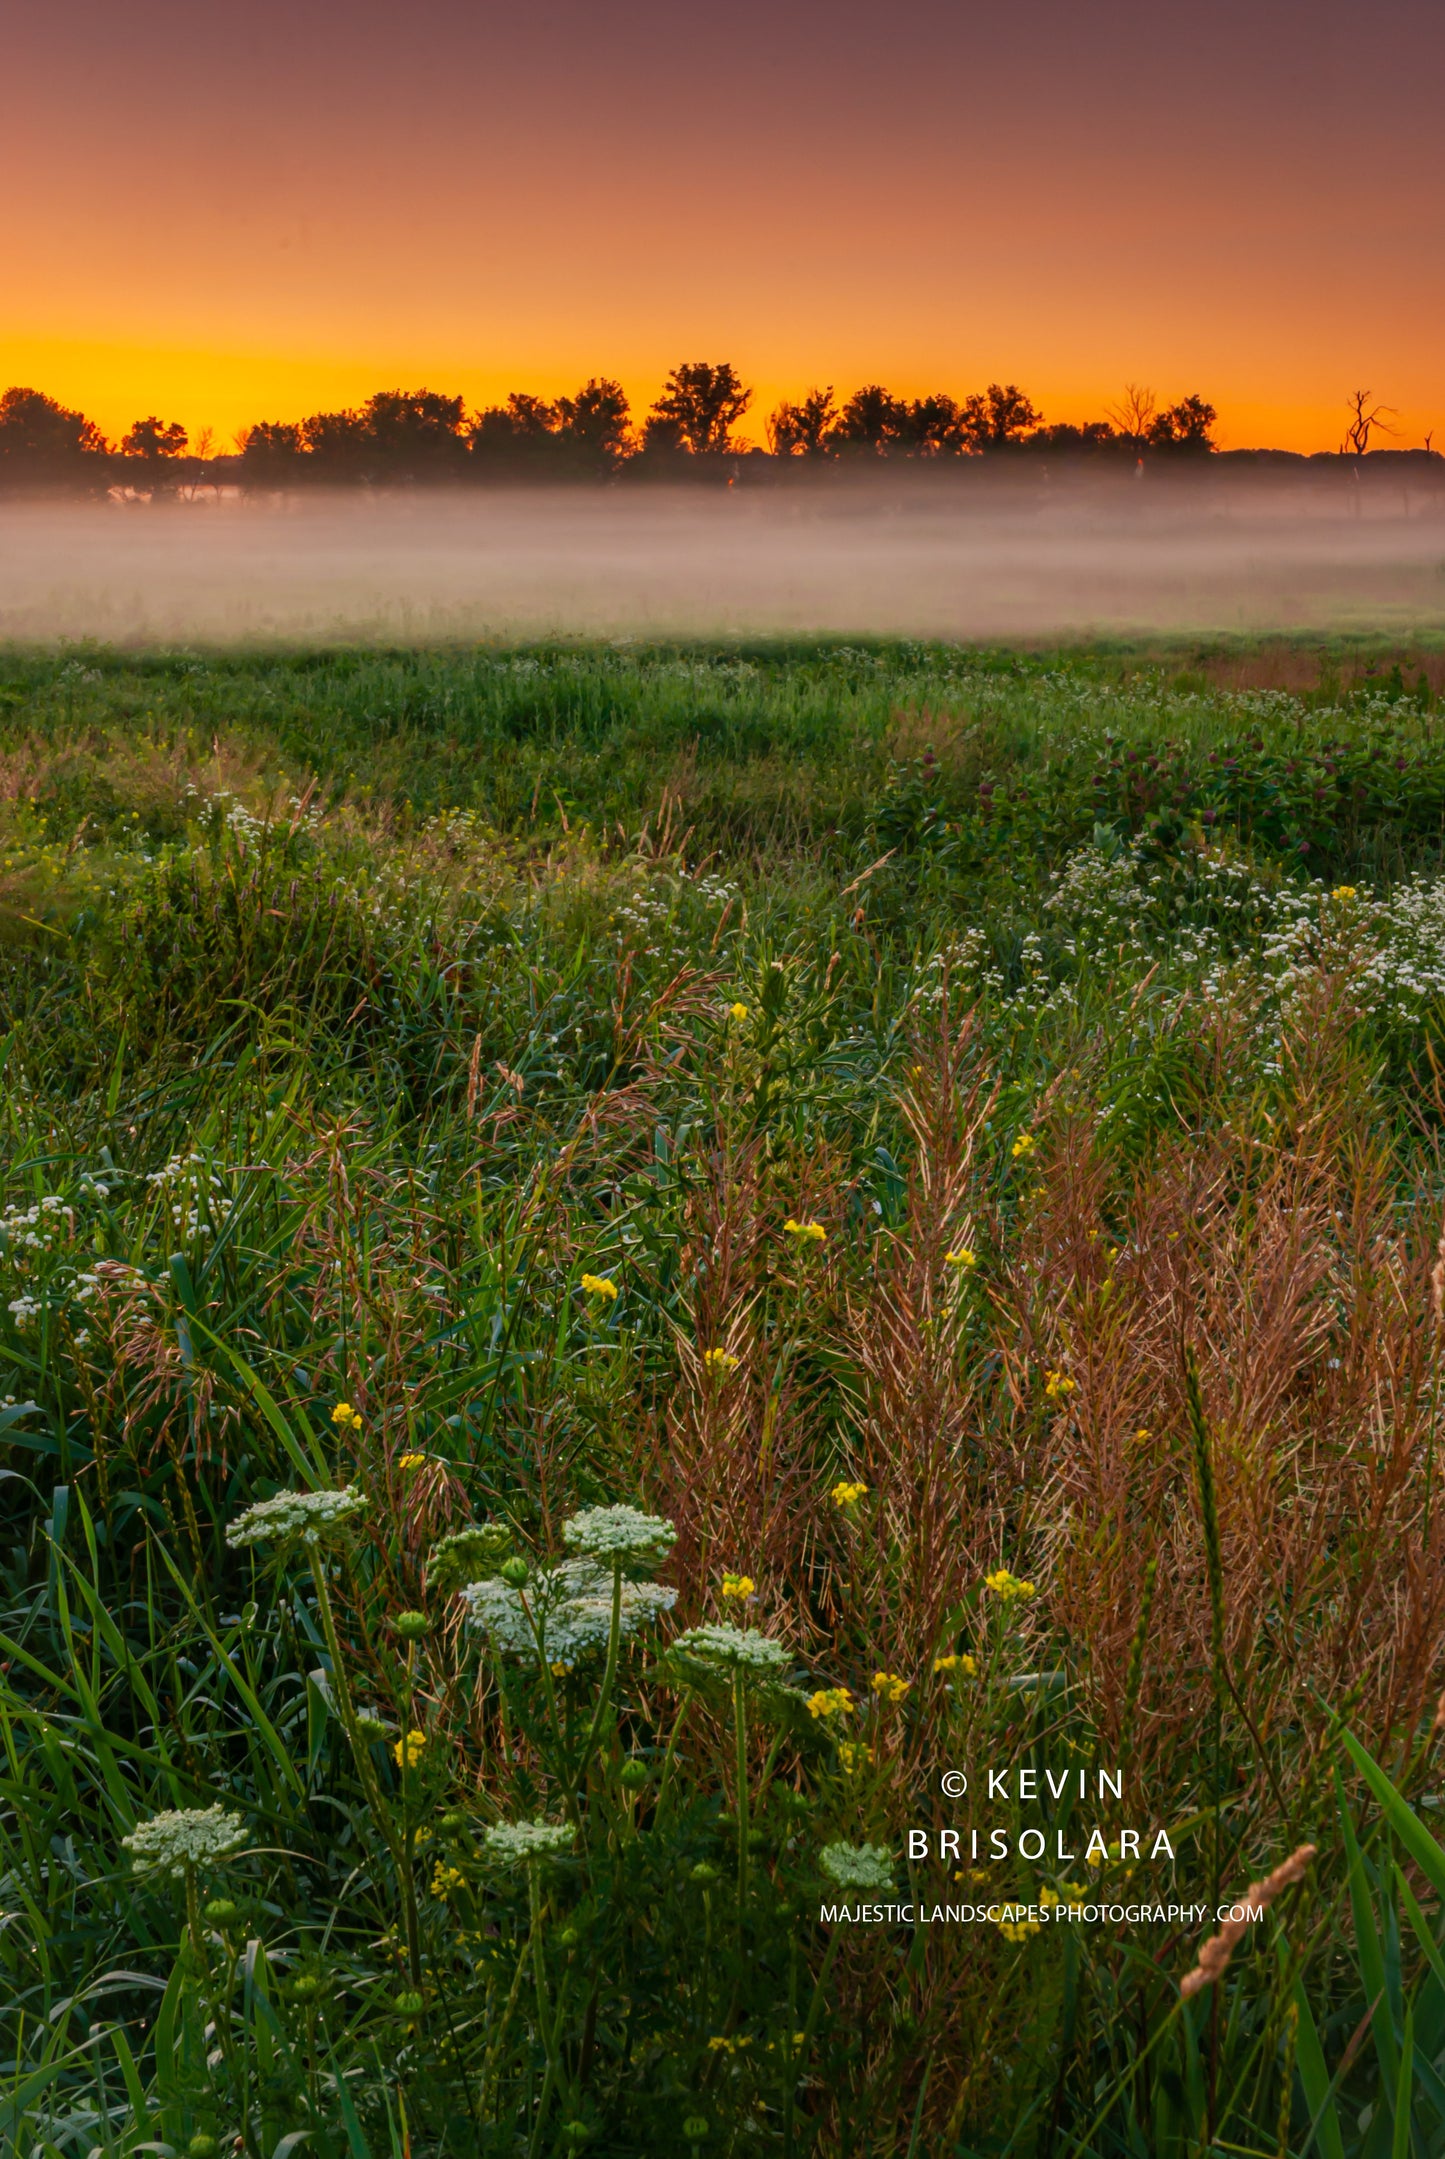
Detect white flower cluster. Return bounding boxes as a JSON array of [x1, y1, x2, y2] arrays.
[[122, 1804, 247, 1878], [562, 1503, 676, 1569], [671, 1623, 790, 1674], [226, 1486, 368, 1549], [7, 1295, 39, 1326], [483, 1819, 575, 1867], [0, 1195, 71, 1253], [819, 1841, 894, 1893], [464, 1559, 675, 1665], [146, 1152, 227, 1240]]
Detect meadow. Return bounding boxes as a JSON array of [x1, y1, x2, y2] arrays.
[[5, 634, 1445, 2156]]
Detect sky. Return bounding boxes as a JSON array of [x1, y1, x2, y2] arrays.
[[5, 0, 1443, 453]]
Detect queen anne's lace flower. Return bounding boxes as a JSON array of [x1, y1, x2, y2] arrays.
[[122, 1804, 247, 1878], [561, 1504, 676, 1570], [464, 1558, 675, 1665], [819, 1841, 894, 1893], [671, 1623, 790, 1674], [226, 1487, 367, 1549], [484, 1820, 575, 1867]]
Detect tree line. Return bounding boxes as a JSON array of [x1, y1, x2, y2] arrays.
[[0, 364, 1229, 491]]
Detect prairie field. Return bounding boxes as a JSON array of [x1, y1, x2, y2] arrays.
[[7, 635, 1445, 2156]]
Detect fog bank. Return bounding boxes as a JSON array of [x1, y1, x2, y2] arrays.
[[3, 473, 1444, 645]]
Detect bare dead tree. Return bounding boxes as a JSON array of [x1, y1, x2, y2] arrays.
[[1343, 389, 1398, 456], [1105, 382, 1156, 443]]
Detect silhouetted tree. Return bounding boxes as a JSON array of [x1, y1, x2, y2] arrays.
[[768, 387, 838, 457], [830, 384, 911, 456], [959, 383, 1040, 451], [121, 416, 188, 460], [0, 387, 109, 491], [554, 379, 631, 471], [237, 420, 304, 484], [644, 362, 752, 456], [469, 393, 564, 474], [1343, 390, 1397, 456], [1105, 383, 1158, 447], [898, 394, 963, 457], [1147, 394, 1217, 453]]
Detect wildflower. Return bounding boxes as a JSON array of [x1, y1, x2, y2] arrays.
[[783, 1218, 827, 1243], [331, 1401, 363, 1431], [707, 2034, 754, 2054], [933, 1652, 978, 1678], [836, 1740, 874, 1775], [398, 1452, 427, 1470], [944, 1247, 977, 1269], [122, 1805, 247, 1879], [483, 1819, 575, 1868], [550, 1660, 573, 1677], [1134, 1427, 1152, 1442], [670, 1622, 790, 1674], [998, 1916, 1042, 1942], [984, 1568, 1036, 1602], [1043, 1370, 1076, 1400], [580, 1273, 619, 1301], [1331, 885, 1358, 902], [465, 1558, 675, 1665], [1010, 1132, 1036, 1159], [6, 1295, 39, 1326], [720, 1572, 756, 1601], [728, 1002, 749, 1021], [702, 1347, 740, 1375], [871, 1671, 911, 1704], [830, 1479, 868, 1510], [428, 1522, 512, 1594], [562, 1503, 676, 1569], [393, 1729, 429, 1769], [225, 1486, 367, 1550], [819, 1841, 893, 1892], [806, 1686, 854, 1720], [430, 1861, 468, 1898]]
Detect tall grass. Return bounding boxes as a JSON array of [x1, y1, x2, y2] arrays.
[[4, 638, 1445, 2154]]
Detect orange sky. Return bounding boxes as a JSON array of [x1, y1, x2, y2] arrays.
[[5, 0, 1443, 454]]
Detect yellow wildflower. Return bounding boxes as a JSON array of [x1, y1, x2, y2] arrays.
[[871, 1670, 911, 1704], [831, 1479, 868, 1510], [707, 2033, 753, 2054], [998, 1916, 1042, 1941], [836, 1740, 874, 1775], [550, 1661, 573, 1677], [430, 1862, 468, 1898], [1043, 1370, 1076, 1401], [1134, 1427, 1152, 1442], [720, 1572, 756, 1601], [1331, 885, 1357, 901], [728, 1002, 750, 1022], [944, 1247, 977, 1269], [1010, 1133, 1036, 1159], [703, 1347, 740, 1375], [984, 1569, 1037, 1602], [398, 1452, 426, 1470], [806, 1686, 854, 1721], [331, 1401, 363, 1431], [784, 1218, 827, 1244], [580, 1273, 619, 1301], [932, 1652, 978, 1678], [393, 1729, 429, 1769], [1039, 1887, 1061, 1907]]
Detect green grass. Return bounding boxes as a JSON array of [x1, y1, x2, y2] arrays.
[[4, 636, 1445, 2156]]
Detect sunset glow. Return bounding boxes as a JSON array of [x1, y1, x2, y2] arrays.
[[5, 0, 1443, 450]]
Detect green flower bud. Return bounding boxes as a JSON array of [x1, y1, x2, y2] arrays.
[[560, 2124, 591, 2145], [499, 1557, 530, 1588], [392, 1990, 425, 2018], [393, 1610, 429, 1641], [619, 1759, 649, 1790], [439, 1809, 468, 1834], [689, 1861, 720, 1886], [187, 2138, 220, 2159], [203, 1898, 240, 1927], [683, 2119, 709, 2143], [558, 1925, 582, 1950], [290, 1973, 321, 2001]]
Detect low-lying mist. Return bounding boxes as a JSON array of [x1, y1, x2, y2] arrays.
[[3, 469, 1444, 645]]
